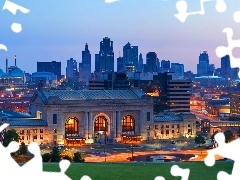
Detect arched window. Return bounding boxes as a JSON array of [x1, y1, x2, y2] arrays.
[[122, 115, 135, 134], [94, 116, 108, 132], [65, 117, 79, 135]]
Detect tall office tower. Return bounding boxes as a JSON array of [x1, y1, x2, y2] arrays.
[[99, 37, 114, 73], [80, 43, 91, 85], [78, 63, 83, 82], [37, 61, 61, 80], [138, 53, 143, 72], [197, 51, 210, 76], [95, 54, 100, 73], [66, 58, 78, 81], [167, 80, 191, 114], [123, 42, 138, 71], [117, 56, 124, 72], [146, 52, 157, 72], [171, 63, 184, 79], [221, 55, 231, 78], [157, 58, 160, 72], [161, 60, 170, 73], [231, 68, 239, 80]]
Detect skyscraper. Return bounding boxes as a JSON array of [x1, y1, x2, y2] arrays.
[[221, 55, 231, 78], [117, 56, 124, 72], [66, 58, 78, 81], [37, 61, 61, 80], [99, 37, 114, 73], [123, 42, 138, 71], [171, 63, 184, 79], [95, 54, 100, 73], [146, 52, 157, 72], [80, 43, 91, 85], [161, 60, 170, 73], [197, 51, 210, 76], [138, 53, 143, 73]]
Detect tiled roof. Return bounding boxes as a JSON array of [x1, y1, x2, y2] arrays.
[[154, 115, 183, 122], [8, 119, 48, 127], [2, 110, 32, 118], [39, 90, 144, 101]]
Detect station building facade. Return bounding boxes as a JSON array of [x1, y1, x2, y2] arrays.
[[3, 90, 197, 145]]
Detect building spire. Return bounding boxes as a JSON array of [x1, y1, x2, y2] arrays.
[[6, 57, 8, 73], [14, 55, 17, 67]]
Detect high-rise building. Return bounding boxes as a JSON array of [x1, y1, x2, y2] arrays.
[[95, 54, 100, 73], [221, 55, 231, 78], [99, 37, 114, 73], [123, 42, 138, 71], [37, 61, 61, 80], [171, 63, 184, 79], [167, 80, 191, 114], [66, 58, 78, 81], [161, 60, 170, 73], [80, 43, 91, 85], [146, 52, 157, 72], [117, 56, 124, 72], [197, 51, 210, 76], [221, 55, 239, 80], [138, 53, 143, 73]]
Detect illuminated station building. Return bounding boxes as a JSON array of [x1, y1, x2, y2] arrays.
[[3, 90, 197, 145]]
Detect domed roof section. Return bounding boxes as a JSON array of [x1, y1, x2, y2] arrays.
[[10, 67, 24, 77], [0, 69, 8, 76]]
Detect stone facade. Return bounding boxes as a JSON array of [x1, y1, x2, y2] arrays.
[[29, 90, 154, 145], [153, 113, 197, 139], [4, 90, 196, 146]]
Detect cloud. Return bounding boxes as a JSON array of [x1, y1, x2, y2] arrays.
[[105, 0, 119, 3]]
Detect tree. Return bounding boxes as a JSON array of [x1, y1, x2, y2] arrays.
[[62, 155, 72, 162], [194, 135, 206, 147], [50, 146, 61, 162], [19, 142, 27, 155], [73, 152, 85, 163], [224, 130, 234, 143], [42, 153, 51, 162], [3, 129, 20, 147]]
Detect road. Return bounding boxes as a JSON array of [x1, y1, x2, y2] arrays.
[[83, 149, 222, 162], [191, 111, 220, 122]]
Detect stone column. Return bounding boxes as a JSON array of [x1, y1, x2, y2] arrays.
[[116, 111, 121, 138], [88, 112, 93, 139], [80, 113, 84, 138], [84, 111, 88, 139], [112, 111, 116, 139]]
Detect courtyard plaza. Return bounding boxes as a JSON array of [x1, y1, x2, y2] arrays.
[[40, 138, 218, 162]]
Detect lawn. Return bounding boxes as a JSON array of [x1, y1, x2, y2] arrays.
[[43, 162, 233, 180]]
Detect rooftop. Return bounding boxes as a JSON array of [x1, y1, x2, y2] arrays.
[[154, 113, 196, 122], [154, 115, 183, 122], [0, 110, 47, 127], [8, 119, 48, 127], [39, 89, 146, 101]]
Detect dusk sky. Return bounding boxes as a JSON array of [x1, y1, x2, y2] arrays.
[[1, 0, 240, 74]]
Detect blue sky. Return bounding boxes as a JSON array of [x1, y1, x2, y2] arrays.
[[0, 0, 239, 74]]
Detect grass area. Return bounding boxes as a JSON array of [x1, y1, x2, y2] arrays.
[[43, 162, 233, 180]]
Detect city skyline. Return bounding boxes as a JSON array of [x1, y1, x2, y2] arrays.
[[1, 0, 239, 74]]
